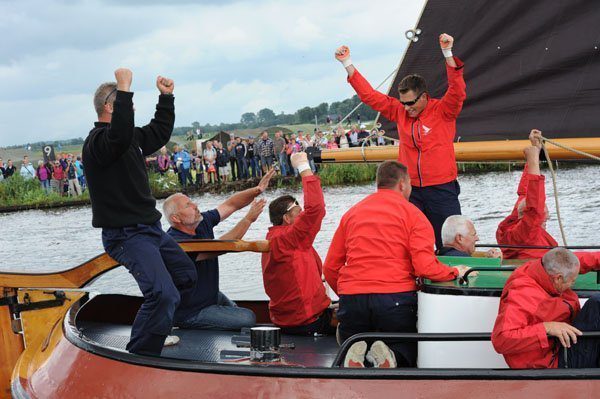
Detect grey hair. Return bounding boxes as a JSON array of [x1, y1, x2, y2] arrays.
[[542, 248, 580, 279], [441, 215, 472, 245], [93, 82, 117, 117], [163, 193, 185, 226]]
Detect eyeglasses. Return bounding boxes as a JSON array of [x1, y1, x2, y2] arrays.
[[104, 88, 117, 105], [400, 91, 425, 106], [285, 200, 300, 213]]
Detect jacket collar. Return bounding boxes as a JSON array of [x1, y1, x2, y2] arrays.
[[526, 259, 560, 296]]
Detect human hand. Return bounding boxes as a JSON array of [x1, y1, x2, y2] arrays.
[[454, 265, 476, 278], [529, 129, 543, 149], [543, 321, 582, 348], [156, 76, 174, 95], [245, 198, 266, 223], [114, 68, 133, 92], [486, 248, 503, 259], [439, 33, 454, 50], [335, 45, 353, 67], [257, 168, 275, 193], [290, 152, 308, 168]]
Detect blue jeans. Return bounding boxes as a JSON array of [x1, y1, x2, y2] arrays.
[[236, 157, 248, 179], [278, 153, 288, 176], [102, 222, 197, 356], [40, 179, 51, 193], [177, 292, 256, 331], [248, 157, 260, 178]]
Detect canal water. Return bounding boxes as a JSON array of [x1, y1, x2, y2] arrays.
[[1, 165, 599, 300]]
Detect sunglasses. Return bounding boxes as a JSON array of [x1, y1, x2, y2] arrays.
[[400, 91, 425, 106], [286, 200, 300, 213], [104, 88, 117, 105]]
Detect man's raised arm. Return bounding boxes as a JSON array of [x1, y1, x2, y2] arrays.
[[136, 76, 176, 156], [437, 33, 467, 120]]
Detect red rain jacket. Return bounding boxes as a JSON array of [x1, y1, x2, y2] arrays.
[[262, 175, 330, 327], [492, 252, 600, 369], [323, 189, 458, 295], [347, 58, 466, 187], [496, 165, 558, 259]]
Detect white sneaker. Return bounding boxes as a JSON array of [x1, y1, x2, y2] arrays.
[[366, 340, 396, 368], [164, 335, 180, 347], [343, 341, 367, 368]]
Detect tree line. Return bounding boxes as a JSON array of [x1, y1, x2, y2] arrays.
[[173, 94, 378, 136]]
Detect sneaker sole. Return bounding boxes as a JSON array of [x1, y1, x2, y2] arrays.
[[366, 340, 397, 368], [343, 341, 367, 368]]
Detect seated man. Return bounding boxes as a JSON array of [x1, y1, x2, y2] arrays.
[[324, 161, 470, 368], [439, 215, 501, 258], [492, 248, 600, 368], [496, 129, 557, 259], [262, 152, 334, 336], [164, 169, 275, 330]]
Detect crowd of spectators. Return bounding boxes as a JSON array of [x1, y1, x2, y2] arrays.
[[148, 127, 395, 189], [0, 153, 86, 196]]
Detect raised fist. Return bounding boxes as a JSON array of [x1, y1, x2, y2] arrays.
[[114, 68, 132, 92], [290, 152, 308, 169], [439, 33, 454, 49], [157, 76, 174, 95], [335, 45, 350, 62], [529, 129, 543, 148]]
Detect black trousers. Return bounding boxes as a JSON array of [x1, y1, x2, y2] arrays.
[[280, 308, 335, 336], [337, 292, 417, 367], [409, 180, 461, 250], [559, 295, 600, 368]]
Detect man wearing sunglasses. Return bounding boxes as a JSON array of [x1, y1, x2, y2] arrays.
[[83, 68, 197, 356], [335, 33, 466, 250], [261, 152, 334, 336]]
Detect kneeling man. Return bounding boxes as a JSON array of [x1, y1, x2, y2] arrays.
[[324, 161, 470, 368], [492, 248, 600, 368]]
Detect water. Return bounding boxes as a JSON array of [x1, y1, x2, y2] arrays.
[[1, 165, 599, 300]]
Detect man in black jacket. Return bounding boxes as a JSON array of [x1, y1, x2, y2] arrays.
[[83, 68, 197, 356]]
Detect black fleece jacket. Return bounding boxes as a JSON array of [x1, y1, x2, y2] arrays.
[[83, 90, 174, 228]]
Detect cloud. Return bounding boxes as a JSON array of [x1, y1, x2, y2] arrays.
[[0, 0, 426, 146]]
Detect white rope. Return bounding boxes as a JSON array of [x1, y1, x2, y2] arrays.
[[541, 137, 600, 162]]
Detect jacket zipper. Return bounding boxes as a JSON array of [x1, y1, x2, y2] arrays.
[[410, 120, 423, 187]]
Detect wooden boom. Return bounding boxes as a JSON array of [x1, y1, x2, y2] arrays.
[[0, 239, 270, 289], [316, 138, 600, 163]]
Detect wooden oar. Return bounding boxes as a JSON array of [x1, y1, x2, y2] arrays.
[[0, 239, 270, 289]]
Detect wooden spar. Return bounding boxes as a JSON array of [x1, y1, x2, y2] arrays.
[[0, 240, 270, 290], [317, 137, 600, 163]]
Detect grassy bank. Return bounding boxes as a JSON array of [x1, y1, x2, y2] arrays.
[[0, 174, 89, 208]]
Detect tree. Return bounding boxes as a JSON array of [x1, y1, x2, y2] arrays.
[[295, 107, 314, 124], [240, 112, 257, 126], [257, 108, 276, 125]]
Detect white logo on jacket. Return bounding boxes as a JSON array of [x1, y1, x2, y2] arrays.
[[422, 125, 432, 135]]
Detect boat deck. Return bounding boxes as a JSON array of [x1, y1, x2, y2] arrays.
[[79, 321, 340, 367]]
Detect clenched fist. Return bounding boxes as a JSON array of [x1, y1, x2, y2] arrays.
[[157, 76, 174, 95], [114, 68, 132, 92], [529, 129, 543, 148], [439, 33, 454, 50], [335, 45, 353, 67], [290, 152, 308, 169]]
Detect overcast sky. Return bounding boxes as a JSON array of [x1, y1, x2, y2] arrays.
[[0, 0, 426, 146]]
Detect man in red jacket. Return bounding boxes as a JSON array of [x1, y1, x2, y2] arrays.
[[324, 161, 470, 368], [492, 248, 600, 368], [496, 130, 558, 259], [261, 152, 333, 335], [335, 33, 466, 250]]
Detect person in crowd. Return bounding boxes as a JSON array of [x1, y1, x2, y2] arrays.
[[227, 140, 238, 181], [324, 161, 470, 368], [357, 125, 370, 145], [50, 160, 64, 195], [164, 170, 275, 330], [174, 144, 193, 188], [336, 33, 466, 250], [376, 130, 387, 146], [347, 125, 360, 147], [83, 68, 197, 356], [336, 127, 349, 148], [65, 156, 82, 196], [192, 151, 205, 187], [203, 141, 217, 184], [215, 142, 231, 183], [234, 137, 248, 180], [262, 152, 334, 336], [4, 159, 16, 178], [36, 160, 52, 193], [315, 130, 328, 149], [75, 155, 85, 191], [0, 158, 5, 180], [492, 248, 600, 369], [273, 130, 287, 176], [246, 136, 261, 178], [157, 146, 170, 175], [496, 129, 557, 259], [326, 137, 339, 149], [287, 134, 302, 176], [20, 155, 36, 180], [257, 131, 275, 174], [438, 215, 502, 258]]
